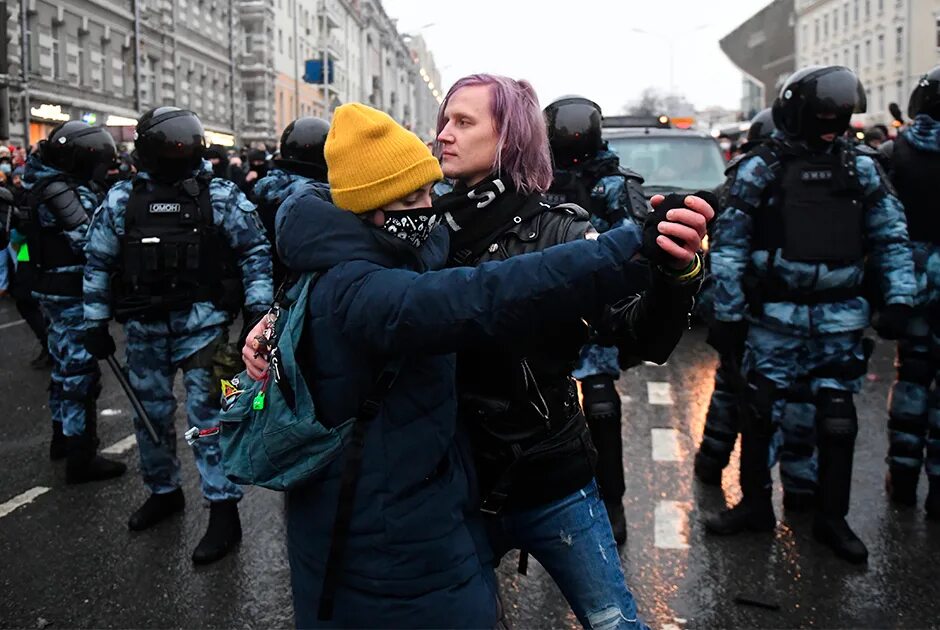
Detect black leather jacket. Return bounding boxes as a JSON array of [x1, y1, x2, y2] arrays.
[[455, 193, 701, 511]]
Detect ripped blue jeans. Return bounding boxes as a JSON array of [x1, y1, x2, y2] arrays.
[[486, 479, 648, 630]]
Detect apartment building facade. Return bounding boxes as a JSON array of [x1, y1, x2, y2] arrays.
[[795, 0, 940, 125]]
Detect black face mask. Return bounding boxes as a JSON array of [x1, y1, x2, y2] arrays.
[[251, 163, 268, 178], [803, 113, 851, 148], [380, 207, 440, 249]]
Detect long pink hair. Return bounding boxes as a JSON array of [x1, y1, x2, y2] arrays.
[[437, 74, 553, 195]]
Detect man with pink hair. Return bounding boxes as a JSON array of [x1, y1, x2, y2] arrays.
[[433, 73, 712, 630]]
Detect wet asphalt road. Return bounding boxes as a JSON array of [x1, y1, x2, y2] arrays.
[[1, 297, 938, 629]]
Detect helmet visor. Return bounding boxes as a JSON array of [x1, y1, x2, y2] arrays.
[[808, 69, 867, 115]]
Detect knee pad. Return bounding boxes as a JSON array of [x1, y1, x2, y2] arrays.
[[581, 375, 621, 421], [784, 379, 814, 404], [898, 354, 933, 386], [816, 388, 858, 444]]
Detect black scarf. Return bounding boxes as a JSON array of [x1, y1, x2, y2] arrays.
[[435, 175, 547, 266]]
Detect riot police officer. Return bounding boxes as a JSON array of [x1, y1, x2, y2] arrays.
[[544, 95, 650, 544], [253, 116, 331, 288], [705, 67, 916, 564], [881, 65, 940, 520], [21, 121, 126, 481], [696, 109, 820, 510], [83, 107, 273, 564]]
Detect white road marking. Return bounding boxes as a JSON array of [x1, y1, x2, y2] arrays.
[[643, 361, 667, 367], [662, 625, 682, 630], [100, 409, 123, 417], [619, 395, 633, 404], [651, 428, 682, 462], [0, 487, 51, 519], [0, 319, 26, 330], [101, 435, 137, 455], [647, 381, 674, 406], [654, 500, 690, 549]]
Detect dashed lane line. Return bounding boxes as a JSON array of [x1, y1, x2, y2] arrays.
[[100, 409, 123, 417], [101, 435, 137, 456], [0, 319, 26, 330], [0, 487, 51, 519], [654, 500, 690, 549], [647, 381, 674, 406], [651, 428, 682, 462]]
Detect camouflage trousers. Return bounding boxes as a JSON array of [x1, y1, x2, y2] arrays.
[[38, 297, 100, 437], [887, 312, 940, 478], [700, 353, 819, 494], [125, 321, 242, 502], [742, 325, 866, 490], [572, 343, 620, 380]]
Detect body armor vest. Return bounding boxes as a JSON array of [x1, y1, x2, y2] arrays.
[[892, 134, 940, 244], [752, 144, 865, 265], [116, 175, 240, 320], [23, 178, 88, 297], [545, 170, 603, 219]]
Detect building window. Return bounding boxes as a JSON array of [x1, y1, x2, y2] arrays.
[[77, 47, 85, 86], [844, 2, 850, 29], [937, 17, 940, 48], [865, 0, 870, 19], [878, 33, 885, 61], [897, 25, 903, 55], [824, 14, 830, 38], [854, 43, 860, 68], [802, 24, 808, 49], [288, 36, 293, 59], [815, 18, 820, 44], [278, 29, 283, 54], [51, 29, 62, 79], [878, 0, 884, 12], [878, 84, 885, 110], [854, 0, 859, 23], [897, 79, 904, 104], [834, 8, 839, 32], [865, 39, 871, 64]]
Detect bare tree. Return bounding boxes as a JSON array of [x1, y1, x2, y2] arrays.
[[623, 88, 695, 117]]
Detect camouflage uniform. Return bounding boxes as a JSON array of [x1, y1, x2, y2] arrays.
[[698, 154, 819, 496], [885, 117, 940, 490], [84, 161, 272, 502], [711, 133, 915, 506], [22, 153, 102, 438]]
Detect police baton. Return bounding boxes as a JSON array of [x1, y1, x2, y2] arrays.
[[105, 354, 159, 444]]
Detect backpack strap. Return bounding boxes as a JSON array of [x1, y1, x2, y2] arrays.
[[318, 357, 404, 621]]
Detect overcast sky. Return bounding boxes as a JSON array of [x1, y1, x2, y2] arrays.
[[382, 0, 776, 114]]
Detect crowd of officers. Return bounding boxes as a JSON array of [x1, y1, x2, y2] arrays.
[[1, 62, 938, 627]]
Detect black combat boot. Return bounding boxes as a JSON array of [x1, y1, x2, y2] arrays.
[[705, 492, 776, 535], [926, 476, 940, 521], [49, 421, 67, 461], [128, 489, 185, 531], [783, 489, 816, 513], [65, 432, 127, 484], [192, 500, 242, 565], [814, 396, 867, 564], [30, 347, 52, 369], [604, 499, 627, 546], [706, 404, 777, 535], [885, 465, 920, 507]]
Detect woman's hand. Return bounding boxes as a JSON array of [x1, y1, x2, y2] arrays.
[[241, 317, 271, 381], [648, 194, 714, 269]]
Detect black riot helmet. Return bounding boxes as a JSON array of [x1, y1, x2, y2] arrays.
[[40, 120, 118, 182], [772, 66, 866, 143], [908, 66, 940, 120], [746, 108, 776, 144], [544, 96, 604, 169], [134, 107, 206, 182], [275, 117, 329, 181]]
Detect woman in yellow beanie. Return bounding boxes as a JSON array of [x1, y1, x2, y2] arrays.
[[243, 103, 681, 628]]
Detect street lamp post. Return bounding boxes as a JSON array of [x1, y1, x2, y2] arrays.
[[629, 24, 711, 96]]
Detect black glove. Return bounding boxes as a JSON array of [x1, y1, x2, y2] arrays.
[[706, 320, 748, 358], [641, 191, 717, 268], [83, 324, 115, 359], [873, 303, 914, 340]]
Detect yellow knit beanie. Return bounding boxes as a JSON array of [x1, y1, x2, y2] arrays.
[[325, 103, 443, 214]]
